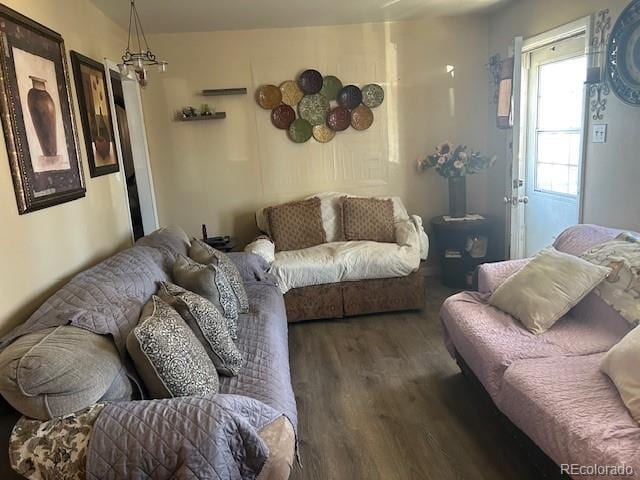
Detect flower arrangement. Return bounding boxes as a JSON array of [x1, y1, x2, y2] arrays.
[[417, 142, 496, 178]]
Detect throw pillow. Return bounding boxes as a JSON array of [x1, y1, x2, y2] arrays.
[[266, 197, 327, 252], [172, 254, 238, 338], [601, 326, 640, 423], [158, 282, 244, 376], [341, 196, 395, 243], [189, 239, 250, 313], [489, 247, 611, 334], [126, 295, 219, 398], [581, 232, 640, 325]]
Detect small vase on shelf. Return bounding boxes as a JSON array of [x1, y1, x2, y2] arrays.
[[448, 176, 466, 218]]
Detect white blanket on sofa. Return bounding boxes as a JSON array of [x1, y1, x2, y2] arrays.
[[249, 217, 424, 294]]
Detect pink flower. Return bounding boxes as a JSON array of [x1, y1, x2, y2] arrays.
[[437, 156, 447, 165]]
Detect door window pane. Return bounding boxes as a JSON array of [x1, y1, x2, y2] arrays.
[[534, 54, 585, 196]]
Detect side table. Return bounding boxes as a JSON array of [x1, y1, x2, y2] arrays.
[[430, 215, 502, 289]]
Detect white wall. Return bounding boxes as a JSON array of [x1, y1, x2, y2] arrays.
[[487, 0, 640, 246], [0, 0, 132, 334], [141, 16, 490, 247]]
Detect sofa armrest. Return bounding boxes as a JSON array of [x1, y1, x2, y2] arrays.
[[227, 251, 271, 282], [244, 236, 276, 265], [477, 258, 530, 294]]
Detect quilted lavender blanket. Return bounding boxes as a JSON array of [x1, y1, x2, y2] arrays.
[[2, 227, 298, 479], [87, 395, 281, 479]]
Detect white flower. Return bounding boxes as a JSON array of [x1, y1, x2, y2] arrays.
[[454, 160, 464, 169]]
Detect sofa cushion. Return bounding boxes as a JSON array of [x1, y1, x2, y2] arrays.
[[126, 296, 219, 398], [0, 326, 131, 420], [440, 291, 631, 400], [601, 325, 640, 423], [341, 196, 395, 243], [173, 254, 239, 338], [158, 282, 244, 376], [189, 239, 250, 313], [266, 197, 326, 252], [498, 354, 640, 471], [489, 247, 611, 334], [581, 232, 640, 326]]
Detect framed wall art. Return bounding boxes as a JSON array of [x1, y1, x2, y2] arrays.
[[0, 4, 85, 214], [71, 51, 120, 177]]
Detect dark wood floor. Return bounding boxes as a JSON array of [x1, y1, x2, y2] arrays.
[[288, 278, 539, 480]]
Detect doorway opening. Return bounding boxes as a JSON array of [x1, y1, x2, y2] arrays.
[[508, 18, 591, 259]]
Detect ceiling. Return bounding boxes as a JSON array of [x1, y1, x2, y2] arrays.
[[91, 0, 508, 34]]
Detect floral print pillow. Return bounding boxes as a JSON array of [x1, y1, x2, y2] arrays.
[[10, 403, 105, 480], [582, 232, 640, 326]]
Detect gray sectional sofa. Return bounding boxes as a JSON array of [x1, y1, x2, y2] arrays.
[[0, 227, 297, 479]]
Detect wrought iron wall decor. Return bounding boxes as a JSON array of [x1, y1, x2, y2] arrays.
[[255, 69, 384, 144], [587, 9, 613, 120], [606, 0, 640, 106]]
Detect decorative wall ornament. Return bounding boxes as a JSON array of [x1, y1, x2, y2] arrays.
[[606, 0, 640, 106], [587, 9, 613, 120], [487, 54, 502, 104], [589, 82, 610, 121], [0, 4, 85, 214], [256, 69, 384, 143]]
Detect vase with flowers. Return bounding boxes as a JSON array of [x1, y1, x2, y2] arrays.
[[417, 142, 496, 218]]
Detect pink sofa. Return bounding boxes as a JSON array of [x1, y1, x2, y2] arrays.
[[440, 225, 640, 479]]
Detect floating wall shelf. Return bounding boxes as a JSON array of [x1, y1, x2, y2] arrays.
[[177, 112, 227, 121], [201, 88, 247, 96]]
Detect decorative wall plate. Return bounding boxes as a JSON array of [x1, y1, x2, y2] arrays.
[[256, 85, 282, 109], [327, 106, 351, 131], [337, 85, 363, 110], [280, 80, 304, 106], [298, 69, 323, 94], [271, 104, 296, 129], [298, 93, 330, 126], [312, 124, 336, 143], [350, 104, 374, 131], [288, 118, 313, 143], [361, 84, 385, 108], [607, 0, 640, 105], [320, 75, 343, 101]]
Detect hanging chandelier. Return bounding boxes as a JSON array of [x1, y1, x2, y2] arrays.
[[118, 0, 167, 87]]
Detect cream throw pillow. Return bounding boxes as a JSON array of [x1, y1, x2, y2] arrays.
[[601, 326, 640, 423], [489, 247, 611, 334]]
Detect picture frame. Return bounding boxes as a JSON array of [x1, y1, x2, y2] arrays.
[[71, 51, 120, 177], [496, 56, 514, 129], [0, 4, 85, 214]]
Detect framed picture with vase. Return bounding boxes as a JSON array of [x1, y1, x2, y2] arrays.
[[0, 4, 85, 214], [71, 51, 120, 177]]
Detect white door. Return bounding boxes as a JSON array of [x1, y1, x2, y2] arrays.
[[507, 17, 591, 259], [523, 36, 587, 256]]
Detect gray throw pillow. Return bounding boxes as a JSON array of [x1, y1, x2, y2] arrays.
[[189, 239, 250, 313], [158, 282, 244, 376], [126, 296, 219, 399], [173, 254, 238, 338], [0, 326, 131, 420]]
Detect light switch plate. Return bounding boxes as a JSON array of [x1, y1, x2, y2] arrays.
[[593, 124, 607, 143]]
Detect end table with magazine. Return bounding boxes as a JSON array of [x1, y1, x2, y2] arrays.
[[430, 215, 502, 289]]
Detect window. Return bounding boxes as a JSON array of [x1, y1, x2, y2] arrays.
[[534, 55, 586, 196]]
